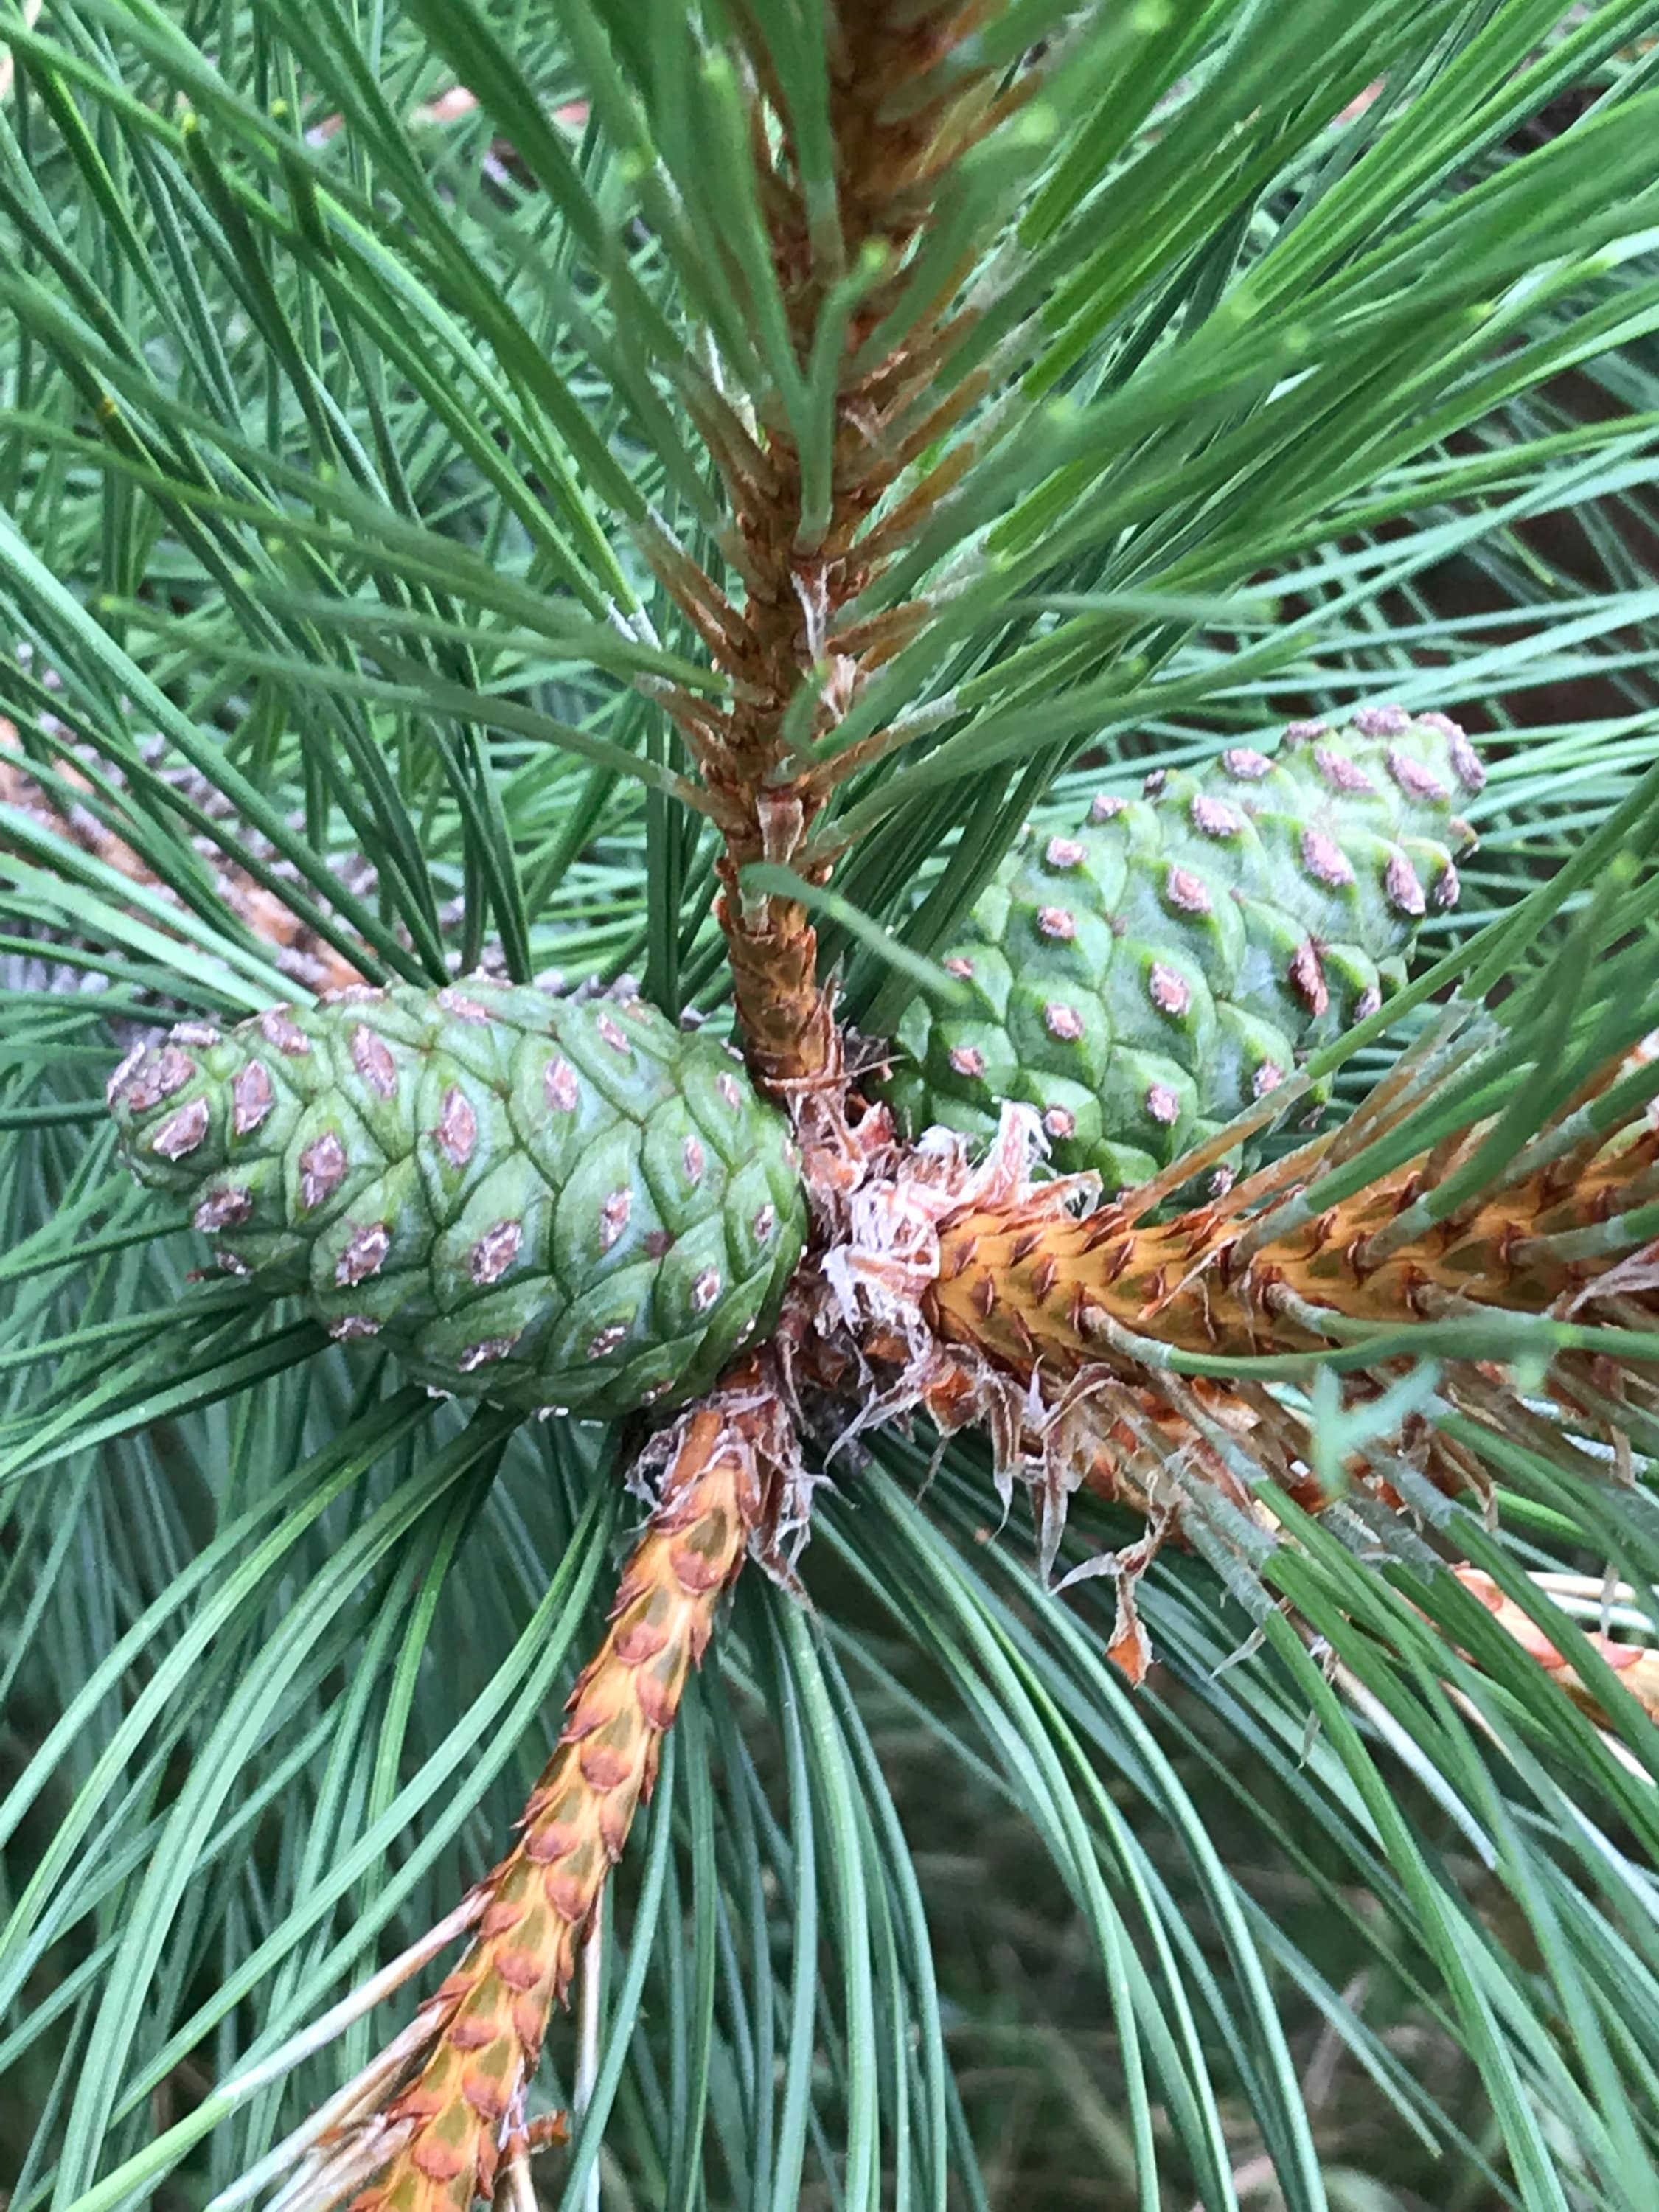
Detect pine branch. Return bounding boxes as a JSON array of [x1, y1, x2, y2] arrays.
[[931, 1051, 1659, 1372], [305, 1366, 793, 2212], [10, 10, 1659, 2202], [1, 721, 368, 995], [629, 1, 1031, 1087]]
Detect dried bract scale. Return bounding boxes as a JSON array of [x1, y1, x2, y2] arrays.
[[258, 1006, 310, 1056], [1148, 964, 1189, 1017], [105, 1043, 146, 1106], [1166, 866, 1213, 913], [1354, 703, 1411, 737], [1189, 794, 1242, 837], [1315, 745, 1374, 795], [1301, 829, 1354, 887], [299, 1133, 347, 1210], [232, 1061, 274, 1135], [1288, 942, 1328, 1016], [152, 1098, 210, 1160], [458, 1336, 517, 1371], [436, 1087, 477, 1167], [194, 1185, 253, 1231], [1385, 852, 1426, 917], [470, 1221, 522, 1284], [1447, 731, 1486, 793], [123, 1046, 195, 1114], [1221, 747, 1273, 780], [1387, 748, 1448, 802], [351, 1024, 399, 1098]]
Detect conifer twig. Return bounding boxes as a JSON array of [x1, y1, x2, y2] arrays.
[[928, 1057, 1659, 1374], [291, 1366, 793, 2212], [641, 3, 1027, 1091]]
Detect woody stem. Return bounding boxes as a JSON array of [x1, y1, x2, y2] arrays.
[[930, 1093, 1659, 1380], [684, 2, 1010, 1089], [346, 1379, 774, 2212]]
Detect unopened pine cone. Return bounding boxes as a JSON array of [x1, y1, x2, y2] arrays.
[[882, 706, 1482, 1189], [108, 979, 806, 1419]]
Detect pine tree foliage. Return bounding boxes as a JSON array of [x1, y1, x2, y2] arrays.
[[2, 4, 1659, 2209]]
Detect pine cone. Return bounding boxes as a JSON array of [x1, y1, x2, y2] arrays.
[[108, 979, 807, 1419], [881, 706, 1483, 1188]]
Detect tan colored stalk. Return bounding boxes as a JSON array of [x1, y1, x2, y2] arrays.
[[345, 1381, 774, 2212], [931, 1095, 1659, 1377], [645, 1, 1032, 1088]]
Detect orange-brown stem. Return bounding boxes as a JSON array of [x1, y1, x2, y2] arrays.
[[716, 874, 838, 1091], [349, 1394, 767, 2212], [932, 1115, 1659, 1380], [665, 2, 1011, 1090]]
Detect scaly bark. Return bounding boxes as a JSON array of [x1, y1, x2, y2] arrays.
[[658, 3, 1030, 1088], [346, 1375, 784, 2212], [931, 1087, 1659, 1376]]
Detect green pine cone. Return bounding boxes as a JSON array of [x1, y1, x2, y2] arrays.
[[109, 978, 807, 1419], [880, 706, 1483, 1189]]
